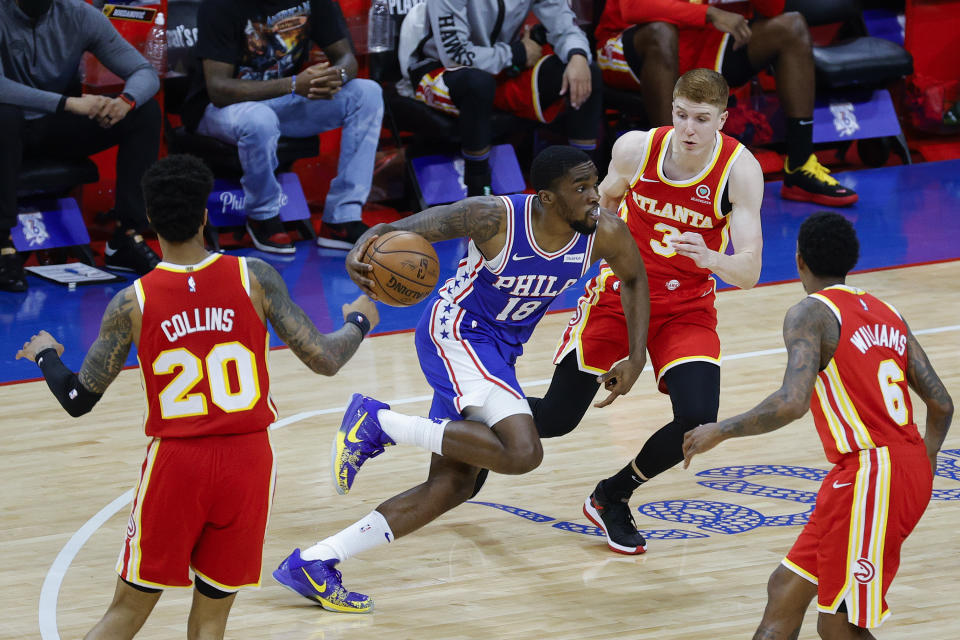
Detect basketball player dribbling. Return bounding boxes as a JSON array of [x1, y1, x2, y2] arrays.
[[273, 146, 651, 609], [16, 155, 379, 636], [528, 68, 764, 554], [683, 212, 953, 640]]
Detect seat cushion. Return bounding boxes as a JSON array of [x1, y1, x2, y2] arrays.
[[813, 37, 913, 89], [17, 157, 99, 195]]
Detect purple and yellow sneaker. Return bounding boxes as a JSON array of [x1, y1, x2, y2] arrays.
[[331, 393, 395, 495], [273, 549, 373, 613]]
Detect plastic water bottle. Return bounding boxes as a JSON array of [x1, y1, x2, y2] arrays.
[[143, 12, 167, 76], [367, 0, 393, 53]]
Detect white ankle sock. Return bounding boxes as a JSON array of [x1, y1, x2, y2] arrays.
[[301, 510, 395, 563], [377, 409, 447, 456]]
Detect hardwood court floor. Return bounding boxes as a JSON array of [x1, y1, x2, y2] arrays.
[[4, 262, 958, 640]]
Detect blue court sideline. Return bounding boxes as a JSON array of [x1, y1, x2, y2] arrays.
[[2, 159, 958, 385]]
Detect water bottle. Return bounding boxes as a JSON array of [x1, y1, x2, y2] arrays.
[[143, 12, 167, 76], [367, 0, 393, 53]]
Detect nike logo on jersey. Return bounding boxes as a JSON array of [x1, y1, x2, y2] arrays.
[[512, 254, 534, 261], [638, 175, 659, 183], [832, 481, 852, 489]]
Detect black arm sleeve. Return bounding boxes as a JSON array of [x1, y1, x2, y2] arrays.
[[35, 348, 103, 418]]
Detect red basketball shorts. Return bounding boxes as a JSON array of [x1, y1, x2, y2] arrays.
[[782, 445, 932, 628], [414, 54, 565, 124], [553, 271, 720, 393], [597, 28, 729, 90], [116, 430, 277, 590]]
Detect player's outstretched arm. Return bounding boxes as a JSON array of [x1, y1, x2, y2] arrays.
[[599, 130, 648, 211], [904, 326, 954, 472], [15, 287, 138, 417], [345, 197, 507, 297], [248, 258, 379, 376], [591, 212, 650, 407], [675, 150, 763, 289], [682, 298, 829, 467]]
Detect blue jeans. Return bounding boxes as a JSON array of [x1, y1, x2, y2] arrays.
[[196, 78, 383, 223]]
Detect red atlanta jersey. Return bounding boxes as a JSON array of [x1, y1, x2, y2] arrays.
[[134, 254, 278, 438], [808, 285, 923, 464], [615, 126, 744, 297]]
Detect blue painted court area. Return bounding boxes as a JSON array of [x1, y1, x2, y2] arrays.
[[2, 159, 958, 385]]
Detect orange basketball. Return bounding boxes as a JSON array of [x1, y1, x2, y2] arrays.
[[363, 231, 440, 307]]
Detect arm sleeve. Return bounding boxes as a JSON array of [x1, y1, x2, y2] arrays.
[[195, 0, 242, 66], [35, 349, 103, 418], [83, 5, 159, 106], [311, 0, 347, 48], [620, 0, 709, 28], [427, 0, 513, 74], [532, 0, 592, 64]]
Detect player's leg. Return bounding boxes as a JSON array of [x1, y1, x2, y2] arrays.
[[186, 578, 237, 640], [444, 68, 497, 196], [741, 14, 857, 205], [752, 564, 817, 640], [528, 351, 602, 438], [585, 360, 719, 554], [815, 612, 876, 640], [84, 578, 161, 640], [626, 22, 678, 126]]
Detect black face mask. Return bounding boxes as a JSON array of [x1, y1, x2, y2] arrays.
[[17, 0, 54, 20]]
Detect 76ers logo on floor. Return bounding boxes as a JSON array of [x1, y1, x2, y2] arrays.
[[854, 558, 876, 583]]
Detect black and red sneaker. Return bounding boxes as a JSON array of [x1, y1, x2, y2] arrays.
[[246, 216, 295, 255], [316, 220, 369, 250], [582, 481, 647, 555], [780, 154, 858, 207]]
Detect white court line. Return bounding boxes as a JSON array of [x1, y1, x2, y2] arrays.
[[38, 323, 960, 639]]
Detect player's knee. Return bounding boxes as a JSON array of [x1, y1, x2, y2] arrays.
[[502, 439, 543, 474], [344, 78, 384, 113], [772, 12, 812, 51], [636, 22, 678, 63], [238, 104, 280, 140], [455, 69, 496, 103]]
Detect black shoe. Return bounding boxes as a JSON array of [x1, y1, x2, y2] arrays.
[[104, 233, 160, 275], [0, 251, 27, 292], [247, 216, 295, 255], [582, 481, 647, 555], [316, 220, 369, 250], [780, 154, 858, 207]]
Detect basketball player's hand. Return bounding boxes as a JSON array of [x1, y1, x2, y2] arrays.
[[16, 330, 64, 363], [594, 357, 644, 408], [682, 422, 725, 468], [706, 7, 751, 49], [672, 232, 714, 270], [562, 54, 592, 110], [304, 63, 342, 99], [342, 294, 380, 331], [92, 96, 133, 128], [346, 234, 379, 298]]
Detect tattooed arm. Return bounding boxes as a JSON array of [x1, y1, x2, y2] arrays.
[[682, 298, 834, 467], [15, 287, 139, 416], [247, 258, 379, 376], [345, 196, 507, 298], [904, 325, 954, 472]]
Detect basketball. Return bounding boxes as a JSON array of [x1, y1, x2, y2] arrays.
[[363, 231, 440, 307]]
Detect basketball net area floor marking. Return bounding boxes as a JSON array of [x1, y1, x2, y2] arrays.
[[37, 323, 960, 640]]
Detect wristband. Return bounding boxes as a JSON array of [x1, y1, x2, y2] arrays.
[[119, 92, 136, 109], [35, 346, 59, 365], [344, 311, 371, 338], [291, 74, 297, 95], [56, 95, 68, 113]]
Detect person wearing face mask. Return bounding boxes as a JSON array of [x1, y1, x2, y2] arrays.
[[0, 0, 162, 292]]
